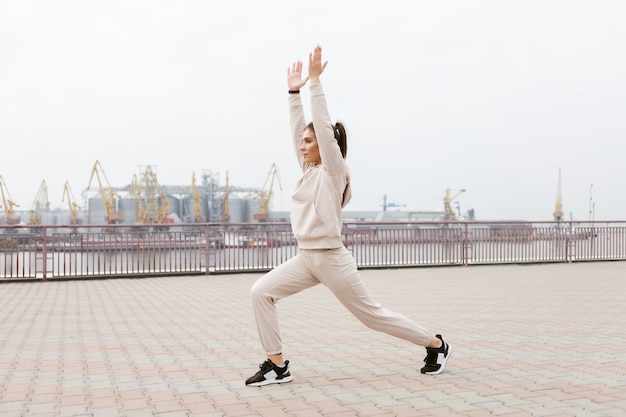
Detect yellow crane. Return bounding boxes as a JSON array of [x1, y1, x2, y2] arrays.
[[141, 165, 172, 224], [88, 160, 124, 224], [156, 185, 173, 224], [0, 175, 20, 225], [142, 166, 158, 223], [28, 180, 49, 225], [444, 188, 466, 220], [190, 171, 204, 222], [130, 174, 148, 224], [254, 163, 282, 221], [220, 170, 230, 222], [62, 181, 82, 225]]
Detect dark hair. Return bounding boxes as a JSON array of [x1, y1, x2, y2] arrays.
[[306, 121, 348, 159]]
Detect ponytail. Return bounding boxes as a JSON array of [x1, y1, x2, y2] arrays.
[[306, 121, 348, 159], [333, 122, 348, 159]]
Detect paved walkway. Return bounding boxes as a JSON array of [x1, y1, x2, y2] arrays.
[[1, 262, 625, 417]]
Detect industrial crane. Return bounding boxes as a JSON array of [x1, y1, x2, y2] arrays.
[[130, 174, 148, 224], [87, 160, 124, 224], [220, 170, 230, 222], [28, 180, 49, 225], [62, 181, 82, 225], [0, 175, 20, 225], [140, 165, 173, 224], [254, 163, 282, 221], [380, 194, 406, 211], [444, 188, 466, 220], [190, 171, 204, 222], [157, 185, 173, 224], [141, 167, 158, 223]]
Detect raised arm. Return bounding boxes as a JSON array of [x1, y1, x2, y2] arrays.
[[308, 46, 343, 174], [288, 61, 309, 171]]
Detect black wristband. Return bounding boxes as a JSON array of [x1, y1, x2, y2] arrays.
[[288, 90, 300, 94]]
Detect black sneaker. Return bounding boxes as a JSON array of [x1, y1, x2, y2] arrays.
[[245, 359, 292, 386], [420, 334, 451, 375]]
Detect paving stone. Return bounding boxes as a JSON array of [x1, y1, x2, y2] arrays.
[[0, 262, 625, 416]]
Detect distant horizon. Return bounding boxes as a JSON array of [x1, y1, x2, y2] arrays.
[[1, 168, 602, 223]]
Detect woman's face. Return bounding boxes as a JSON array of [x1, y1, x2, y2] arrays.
[[300, 128, 321, 164]]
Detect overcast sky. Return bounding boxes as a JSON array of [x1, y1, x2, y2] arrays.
[[1, 0, 625, 221]]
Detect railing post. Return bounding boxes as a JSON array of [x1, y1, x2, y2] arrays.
[[41, 226, 47, 282], [204, 224, 211, 275], [567, 221, 573, 263], [463, 222, 469, 266]]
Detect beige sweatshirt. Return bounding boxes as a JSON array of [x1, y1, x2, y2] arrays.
[[289, 83, 352, 249]]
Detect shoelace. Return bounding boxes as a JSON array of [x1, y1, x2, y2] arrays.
[[257, 360, 274, 373], [424, 349, 439, 364]]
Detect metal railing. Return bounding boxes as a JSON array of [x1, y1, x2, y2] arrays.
[[1, 221, 625, 281]]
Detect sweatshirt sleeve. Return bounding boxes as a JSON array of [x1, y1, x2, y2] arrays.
[[309, 83, 344, 175], [289, 93, 307, 173]]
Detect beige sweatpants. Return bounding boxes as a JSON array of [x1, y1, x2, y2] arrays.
[[250, 246, 434, 355]]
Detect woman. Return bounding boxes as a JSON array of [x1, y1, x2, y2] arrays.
[[245, 46, 451, 386]]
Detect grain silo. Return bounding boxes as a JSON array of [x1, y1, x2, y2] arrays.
[[227, 198, 246, 223], [179, 196, 194, 222], [246, 198, 261, 222], [167, 196, 181, 219], [88, 197, 107, 225], [43, 212, 57, 225], [118, 198, 135, 224]]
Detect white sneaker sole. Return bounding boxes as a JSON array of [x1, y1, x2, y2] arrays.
[[246, 375, 293, 387], [423, 344, 452, 375]]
